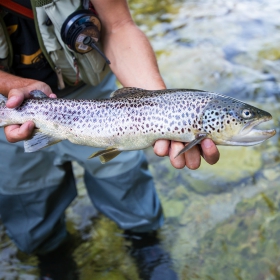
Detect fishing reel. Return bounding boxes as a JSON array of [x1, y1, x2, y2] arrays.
[[61, 10, 110, 64]]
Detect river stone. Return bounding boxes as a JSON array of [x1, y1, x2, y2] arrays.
[[181, 146, 262, 194], [161, 198, 186, 219], [188, 190, 280, 280], [81, 270, 128, 280]]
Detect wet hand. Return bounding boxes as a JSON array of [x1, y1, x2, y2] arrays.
[[4, 83, 56, 143], [153, 139, 220, 169]]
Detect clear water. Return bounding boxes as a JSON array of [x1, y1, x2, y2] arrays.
[[1, 0, 280, 279]]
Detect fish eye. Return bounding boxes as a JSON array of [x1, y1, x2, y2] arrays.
[[242, 109, 252, 118]]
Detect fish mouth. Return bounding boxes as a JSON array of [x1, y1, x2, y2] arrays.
[[230, 116, 276, 146]]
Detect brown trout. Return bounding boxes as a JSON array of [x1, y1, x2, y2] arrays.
[[0, 88, 276, 163]]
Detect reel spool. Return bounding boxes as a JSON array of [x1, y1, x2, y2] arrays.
[[61, 10, 110, 64]]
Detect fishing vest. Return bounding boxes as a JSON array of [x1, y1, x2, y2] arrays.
[[0, 0, 110, 89]]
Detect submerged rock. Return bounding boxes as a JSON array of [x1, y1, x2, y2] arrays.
[[187, 189, 280, 280]]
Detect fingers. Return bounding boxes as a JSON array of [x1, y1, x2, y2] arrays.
[[6, 89, 27, 108], [4, 121, 35, 143], [153, 139, 170, 156], [153, 140, 187, 168], [6, 84, 56, 109], [170, 141, 201, 169], [154, 140, 202, 169], [4, 82, 55, 143], [49, 93, 57, 98], [168, 141, 187, 169], [200, 139, 220, 165], [153, 139, 220, 170]]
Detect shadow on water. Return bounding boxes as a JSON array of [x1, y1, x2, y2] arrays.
[[1, 0, 280, 279]]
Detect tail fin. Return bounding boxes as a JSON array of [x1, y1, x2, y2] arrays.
[[0, 94, 8, 127]]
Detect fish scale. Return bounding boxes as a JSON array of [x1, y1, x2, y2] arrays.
[[0, 88, 275, 163]]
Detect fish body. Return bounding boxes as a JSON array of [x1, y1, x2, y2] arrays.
[[0, 88, 276, 163]]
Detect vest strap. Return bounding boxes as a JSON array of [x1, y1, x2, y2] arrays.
[[0, 0, 34, 19]]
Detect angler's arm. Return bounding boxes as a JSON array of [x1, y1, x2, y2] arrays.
[[92, 0, 220, 169], [91, 0, 165, 89], [0, 70, 55, 142]]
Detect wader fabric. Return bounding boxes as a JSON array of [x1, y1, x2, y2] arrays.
[[0, 73, 164, 254]]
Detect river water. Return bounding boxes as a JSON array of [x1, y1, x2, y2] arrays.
[[1, 0, 280, 279]]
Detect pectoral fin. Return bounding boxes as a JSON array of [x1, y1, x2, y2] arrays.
[[88, 147, 122, 164], [24, 129, 62, 152], [174, 133, 208, 158]]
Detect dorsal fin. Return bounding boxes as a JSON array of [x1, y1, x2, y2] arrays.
[[110, 87, 146, 98], [0, 94, 7, 105], [29, 90, 49, 99], [184, 89, 208, 93]]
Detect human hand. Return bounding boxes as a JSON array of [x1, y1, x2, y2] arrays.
[[153, 139, 220, 169], [4, 82, 56, 143]]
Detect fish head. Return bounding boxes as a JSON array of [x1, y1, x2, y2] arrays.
[[202, 95, 276, 146]]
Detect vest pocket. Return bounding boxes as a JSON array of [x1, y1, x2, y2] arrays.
[[34, 4, 77, 87], [34, 0, 110, 87]]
